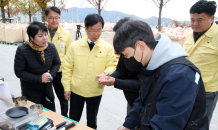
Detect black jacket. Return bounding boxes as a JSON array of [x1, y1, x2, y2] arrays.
[[110, 54, 139, 107], [14, 42, 61, 104]]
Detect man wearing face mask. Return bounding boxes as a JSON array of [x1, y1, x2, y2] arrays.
[[99, 17, 140, 130], [115, 20, 209, 130]]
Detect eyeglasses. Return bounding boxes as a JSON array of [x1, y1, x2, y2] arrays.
[[48, 17, 60, 20], [87, 29, 102, 34]]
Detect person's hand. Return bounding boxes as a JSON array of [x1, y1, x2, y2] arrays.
[[95, 72, 109, 78], [64, 91, 71, 101], [117, 126, 130, 130], [98, 76, 115, 86], [42, 73, 50, 83]]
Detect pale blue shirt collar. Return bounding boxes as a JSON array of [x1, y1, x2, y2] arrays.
[[87, 38, 98, 44]]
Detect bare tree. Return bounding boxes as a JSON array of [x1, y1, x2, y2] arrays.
[[87, 0, 108, 15], [34, 0, 51, 22], [49, 0, 68, 12], [152, 0, 170, 31]]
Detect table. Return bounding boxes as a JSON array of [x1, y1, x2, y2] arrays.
[[26, 101, 94, 130]]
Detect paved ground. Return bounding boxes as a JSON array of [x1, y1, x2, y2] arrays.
[[0, 44, 217, 130]]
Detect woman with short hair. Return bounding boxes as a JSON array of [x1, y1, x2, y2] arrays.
[[14, 21, 61, 111]]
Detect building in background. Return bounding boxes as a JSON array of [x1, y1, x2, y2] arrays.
[[17, 15, 37, 24], [0, 16, 18, 23]]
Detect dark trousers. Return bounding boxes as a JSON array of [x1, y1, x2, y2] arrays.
[[69, 92, 102, 129], [52, 72, 68, 117], [206, 91, 218, 125]]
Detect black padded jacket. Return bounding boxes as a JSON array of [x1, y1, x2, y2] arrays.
[[14, 42, 61, 103]]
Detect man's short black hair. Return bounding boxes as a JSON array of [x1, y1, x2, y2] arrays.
[[45, 6, 61, 17], [27, 21, 48, 40], [84, 14, 104, 28], [113, 17, 133, 32], [190, 1, 217, 17], [113, 20, 156, 54]]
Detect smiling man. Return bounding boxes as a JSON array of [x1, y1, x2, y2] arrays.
[[44, 6, 72, 117], [61, 14, 117, 129], [183, 1, 218, 125]]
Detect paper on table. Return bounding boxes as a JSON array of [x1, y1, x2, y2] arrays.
[[0, 82, 14, 115]]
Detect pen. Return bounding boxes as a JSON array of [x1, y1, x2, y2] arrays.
[[58, 122, 75, 130], [48, 121, 68, 130], [41, 123, 53, 130]]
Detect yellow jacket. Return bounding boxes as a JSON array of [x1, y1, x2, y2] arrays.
[[47, 25, 72, 72], [183, 22, 218, 92], [61, 36, 117, 97]]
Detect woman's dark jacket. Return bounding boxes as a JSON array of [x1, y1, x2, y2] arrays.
[[110, 54, 139, 107], [14, 42, 61, 104]]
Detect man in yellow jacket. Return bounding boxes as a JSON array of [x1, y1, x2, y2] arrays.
[[61, 14, 117, 129], [45, 6, 72, 117], [184, 1, 218, 125]]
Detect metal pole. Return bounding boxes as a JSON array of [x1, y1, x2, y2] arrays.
[[72, 7, 73, 22]]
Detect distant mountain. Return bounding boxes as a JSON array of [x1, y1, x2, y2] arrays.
[[3, 8, 218, 26], [214, 17, 218, 20], [0, 7, 174, 26], [34, 7, 173, 26], [144, 16, 172, 26]]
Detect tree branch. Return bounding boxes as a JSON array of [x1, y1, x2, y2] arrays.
[[101, 0, 107, 10], [152, 0, 160, 8], [163, 0, 170, 6]]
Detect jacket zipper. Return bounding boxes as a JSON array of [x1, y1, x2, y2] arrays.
[[191, 111, 207, 126]]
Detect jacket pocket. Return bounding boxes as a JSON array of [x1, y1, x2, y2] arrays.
[[94, 55, 107, 74], [185, 111, 209, 130], [71, 74, 83, 88], [198, 44, 218, 55], [95, 55, 107, 61], [74, 53, 88, 69]]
